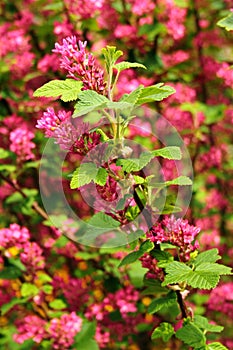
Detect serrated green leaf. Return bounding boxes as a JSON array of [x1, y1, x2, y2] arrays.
[[136, 83, 176, 105], [194, 315, 224, 333], [194, 249, 221, 266], [207, 342, 228, 350], [33, 79, 83, 101], [114, 61, 146, 72], [70, 163, 98, 189], [152, 146, 182, 160], [49, 299, 67, 310], [73, 90, 108, 118], [195, 263, 232, 276], [151, 322, 175, 341], [217, 13, 233, 31], [148, 291, 177, 314], [102, 46, 123, 73], [176, 323, 206, 347], [162, 260, 231, 290], [94, 167, 108, 186], [21, 283, 39, 297]]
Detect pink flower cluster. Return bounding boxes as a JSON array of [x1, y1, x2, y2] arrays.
[[53, 36, 106, 93], [9, 127, 35, 162], [158, 0, 187, 41], [14, 312, 82, 349], [207, 283, 233, 319], [64, 0, 104, 19], [48, 312, 82, 349], [162, 50, 190, 68], [0, 224, 30, 250], [0, 224, 45, 272], [140, 253, 164, 280], [148, 215, 200, 261], [36, 107, 71, 137]]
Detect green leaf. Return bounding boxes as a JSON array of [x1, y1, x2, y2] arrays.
[[140, 240, 154, 253], [118, 240, 153, 267], [70, 163, 98, 189], [49, 299, 67, 310], [195, 263, 232, 276], [73, 90, 109, 118], [152, 146, 182, 160], [114, 61, 146, 72], [42, 285, 53, 294], [74, 321, 96, 342], [102, 46, 123, 72], [164, 176, 193, 186], [33, 79, 83, 101], [116, 151, 154, 173], [151, 250, 174, 268], [162, 260, 231, 290], [106, 101, 134, 110], [207, 343, 229, 350], [1, 297, 29, 315], [88, 212, 120, 229], [8, 258, 26, 271], [74, 322, 99, 350], [148, 291, 177, 314], [94, 167, 108, 186], [194, 315, 224, 333], [151, 322, 175, 341], [194, 249, 221, 266], [21, 283, 39, 297], [217, 13, 233, 31], [120, 86, 144, 106], [176, 323, 206, 348], [118, 251, 143, 267], [0, 266, 22, 279], [136, 83, 176, 105], [0, 148, 11, 159]]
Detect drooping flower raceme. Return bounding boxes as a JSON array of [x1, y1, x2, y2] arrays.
[[53, 36, 106, 93], [147, 215, 200, 261]]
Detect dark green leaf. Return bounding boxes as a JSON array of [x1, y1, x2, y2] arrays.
[[194, 315, 224, 333], [148, 292, 177, 314], [1, 297, 29, 315], [176, 323, 206, 348], [0, 266, 22, 279]]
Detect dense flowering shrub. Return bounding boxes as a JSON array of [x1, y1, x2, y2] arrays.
[[0, 0, 233, 349]]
